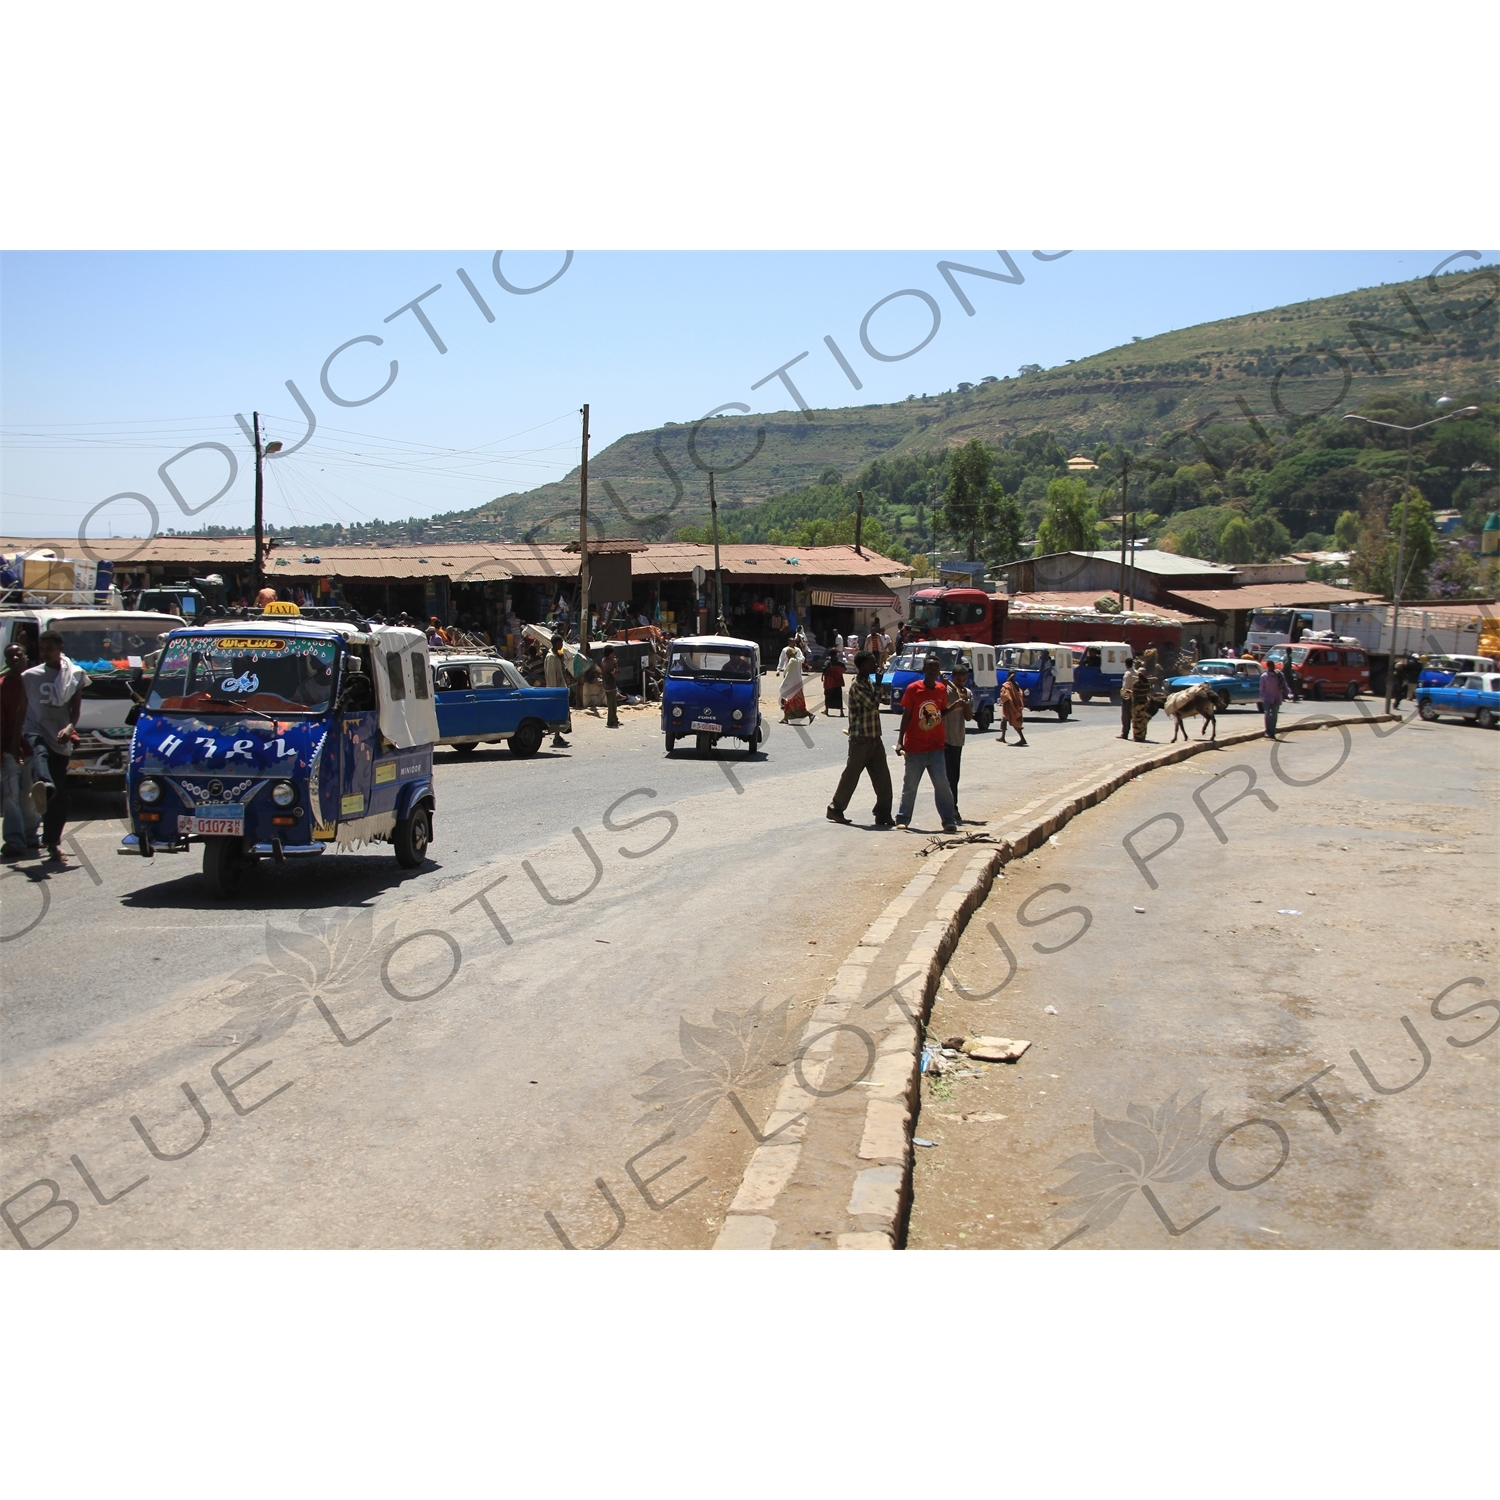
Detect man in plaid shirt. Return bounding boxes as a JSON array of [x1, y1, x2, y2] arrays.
[[826, 652, 894, 827]]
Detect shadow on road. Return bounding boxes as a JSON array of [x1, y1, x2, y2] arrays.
[[115, 855, 442, 911]]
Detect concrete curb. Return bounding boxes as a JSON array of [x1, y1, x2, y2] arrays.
[[712, 711, 1399, 1250]]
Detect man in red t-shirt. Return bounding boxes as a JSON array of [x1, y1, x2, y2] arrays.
[[894, 654, 957, 831]]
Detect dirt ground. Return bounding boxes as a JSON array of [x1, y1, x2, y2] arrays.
[[907, 714, 1499, 1250]]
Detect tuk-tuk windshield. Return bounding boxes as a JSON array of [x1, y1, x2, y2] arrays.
[[669, 647, 756, 681], [1003, 648, 1052, 670], [148, 633, 340, 716]]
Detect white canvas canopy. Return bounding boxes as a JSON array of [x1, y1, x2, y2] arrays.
[[369, 624, 440, 748]]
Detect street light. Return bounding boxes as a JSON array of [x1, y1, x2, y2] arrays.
[[1342, 404, 1480, 711]]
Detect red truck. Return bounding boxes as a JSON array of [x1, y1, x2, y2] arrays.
[[907, 586, 1009, 644]]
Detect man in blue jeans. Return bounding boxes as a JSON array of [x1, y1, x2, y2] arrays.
[[1259, 658, 1287, 738], [894, 654, 957, 832]]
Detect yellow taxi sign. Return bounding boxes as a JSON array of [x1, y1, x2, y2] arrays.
[[263, 601, 302, 616]]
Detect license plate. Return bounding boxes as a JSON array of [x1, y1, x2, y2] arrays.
[[690, 721, 720, 733], [190, 804, 244, 836]]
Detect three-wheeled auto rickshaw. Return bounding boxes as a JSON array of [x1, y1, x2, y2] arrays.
[[120, 608, 439, 896], [661, 635, 762, 756]]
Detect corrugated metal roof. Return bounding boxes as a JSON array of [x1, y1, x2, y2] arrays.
[[1, 536, 257, 564], [1073, 549, 1238, 577], [1166, 583, 1383, 611]]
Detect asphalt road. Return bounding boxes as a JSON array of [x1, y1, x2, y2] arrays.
[[908, 711, 1499, 1249], [1, 682, 1365, 1249]]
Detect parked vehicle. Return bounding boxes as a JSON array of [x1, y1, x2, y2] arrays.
[[878, 641, 999, 728], [1062, 640, 1132, 704], [431, 652, 570, 757], [1417, 672, 1500, 727], [907, 586, 1009, 646], [1164, 658, 1265, 709], [1279, 638, 1371, 699], [997, 642, 1074, 718], [0, 606, 186, 781], [1417, 653, 1497, 688], [1245, 602, 1497, 694], [120, 611, 438, 896], [662, 636, 762, 756]]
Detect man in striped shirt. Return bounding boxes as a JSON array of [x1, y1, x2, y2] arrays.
[[827, 652, 894, 827]]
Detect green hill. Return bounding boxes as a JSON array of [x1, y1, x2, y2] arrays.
[[462, 262, 1496, 541], [270, 263, 1495, 554]]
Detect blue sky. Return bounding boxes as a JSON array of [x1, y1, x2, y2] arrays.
[[2, 249, 1492, 540]]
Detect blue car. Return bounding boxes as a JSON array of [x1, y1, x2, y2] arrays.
[[662, 635, 762, 756], [1164, 658, 1265, 709], [431, 653, 571, 758], [1417, 671, 1500, 727], [1418, 654, 1497, 689]]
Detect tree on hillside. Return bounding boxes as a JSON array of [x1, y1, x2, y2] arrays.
[[1333, 510, 1361, 550], [938, 440, 1001, 561], [1349, 491, 1437, 597], [1034, 478, 1100, 555], [1218, 517, 1253, 563], [987, 492, 1026, 567]]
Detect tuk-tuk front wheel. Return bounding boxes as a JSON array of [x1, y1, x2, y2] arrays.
[[394, 804, 431, 868], [202, 837, 246, 899], [975, 706, 994, 732], [695, 732, 715, 757]]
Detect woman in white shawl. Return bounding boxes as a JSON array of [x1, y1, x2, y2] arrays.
[[777, 634, 812, 722]]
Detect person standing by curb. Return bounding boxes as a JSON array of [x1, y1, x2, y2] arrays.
[[894, 653, 957, 832], [822, 651, 846, 716], [2, 643, 41, 859], [544, 634, 572, 748], [22, 631, 89, 863], [1118, 657, 1137, 739], [998, 669, 1028, 747], [1259, 656, 1287, 739], [602, 646, 621, 728], [826, 652, 893, 827], [942, 660, 976, 822]]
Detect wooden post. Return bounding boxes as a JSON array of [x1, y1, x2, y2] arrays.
[[578, 403, 591, 645], [855, 490, 865, 557], [710, 470, 726, 633], [1117, 452, 1129, 608]]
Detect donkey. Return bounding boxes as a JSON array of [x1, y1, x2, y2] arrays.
[[1165, 682, 1218, 742]]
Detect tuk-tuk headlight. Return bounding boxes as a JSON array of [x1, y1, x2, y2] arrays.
[[732, 709, 743, 720], [271, 780, 296, 807], [137, 777, 161, 804], [672, 705, 683, 717]]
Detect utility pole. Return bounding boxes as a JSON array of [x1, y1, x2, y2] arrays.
[[709, 470, 726, 633], [854, 490, 866, 557], [1117, 452, 1130, 608], [578, 403, 590, 645], [253, 411, 266, 592]]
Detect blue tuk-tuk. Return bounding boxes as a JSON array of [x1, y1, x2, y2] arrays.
[[120, 611, 439, 897], [1062, 640, 1131, 703], [878, 640, 1000, 729], [997, 641, 1075, 719], [661, 635, 762, 756]]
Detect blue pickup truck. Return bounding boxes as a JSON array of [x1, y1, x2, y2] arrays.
[[431, 653, 571, 757], [1417, 671, 1500, 728]]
